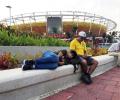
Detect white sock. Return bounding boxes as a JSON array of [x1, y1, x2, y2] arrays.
[[32, 65, 36, 69]]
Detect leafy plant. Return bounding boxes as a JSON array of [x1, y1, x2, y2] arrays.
[[0, 30, 69, 46], [87, 48, 108, 56], [0, 52, 19, 70]]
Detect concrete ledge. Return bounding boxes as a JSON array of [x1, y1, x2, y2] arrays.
[[0, 55, 117, 100]]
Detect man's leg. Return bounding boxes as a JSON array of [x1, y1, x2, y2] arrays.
[[78, 56, 88, 73], [86, 57, 98, 74], [22, 58, 58, 70], [35, 51, 58, 64], [22, 51, 59, 70], [35, 63, 58, 69], [35, 55, 59, 64], [89, 60, 98, 74], [34, 51, 59, 69], [78, 56, 92, 84]]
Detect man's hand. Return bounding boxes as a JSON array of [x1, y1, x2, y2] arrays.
[[58, 62, 65, 65], [83, 50, 87, 58]]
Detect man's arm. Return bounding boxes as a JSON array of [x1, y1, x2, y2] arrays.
[[84, 50, 87, 55], [83, 42, 87, 57], [58, 62, 65, 65], [70, 41, 76, 50]]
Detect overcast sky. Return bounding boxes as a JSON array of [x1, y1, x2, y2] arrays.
[[0, 0, 120, 30]]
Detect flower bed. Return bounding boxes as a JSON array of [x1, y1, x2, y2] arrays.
[[0, 52, 19, 70], [87, 48, 108, 56], [0, 47, 108, 70]]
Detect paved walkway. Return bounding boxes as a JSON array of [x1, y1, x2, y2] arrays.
[[44, 67, 120, 100]]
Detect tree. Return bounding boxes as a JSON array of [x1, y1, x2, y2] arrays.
[[72, 24, 78, 35], [102, 33, 107, 43], [112, 31, 117, 37], [107, 32, 113, 43]]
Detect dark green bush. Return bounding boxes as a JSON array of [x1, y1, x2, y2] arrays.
[[0, 30, 69, 46]]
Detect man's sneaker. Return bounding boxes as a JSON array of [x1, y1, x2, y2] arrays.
[[86, 73, 92, 83], [23, 60, 35, 65], [80, 73, 92, 85], [22, 64, 33, 71]]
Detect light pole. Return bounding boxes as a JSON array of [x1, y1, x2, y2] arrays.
[[6, 5, 12, 26]]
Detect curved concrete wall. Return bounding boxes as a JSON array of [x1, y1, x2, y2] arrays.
[[0, 46, 69, 62], [0, 46, 68, 55], [0, 55, 117, 100]]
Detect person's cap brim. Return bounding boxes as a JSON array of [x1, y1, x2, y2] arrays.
[[80, 36, 86, 39]]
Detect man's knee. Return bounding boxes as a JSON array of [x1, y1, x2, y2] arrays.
[[93, 60, 98, 66], [81, 59, 87, 65]]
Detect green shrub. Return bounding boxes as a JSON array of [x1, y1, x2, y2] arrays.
[[0, 30, 69, 46]]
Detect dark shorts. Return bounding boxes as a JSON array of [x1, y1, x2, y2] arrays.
[[78, 56, 94, 65]]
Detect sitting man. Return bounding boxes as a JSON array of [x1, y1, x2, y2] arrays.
[[108, 42, 120, 67], [70, 31, 98, 84]]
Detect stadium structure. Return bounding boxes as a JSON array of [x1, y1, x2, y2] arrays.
[[0, 11, 117, 36]]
